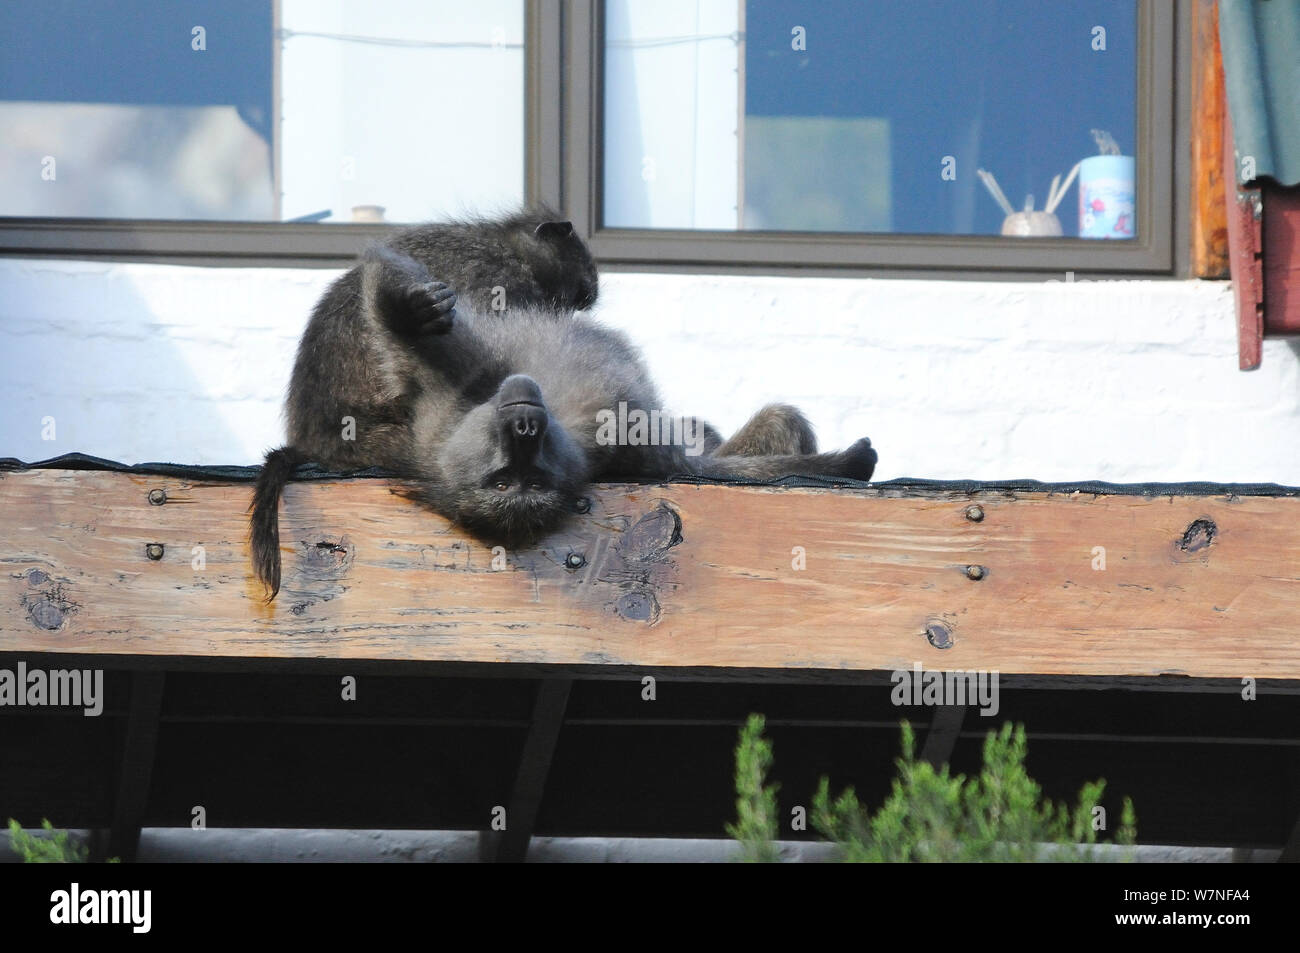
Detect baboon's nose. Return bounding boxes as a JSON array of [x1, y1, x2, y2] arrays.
[[497, 375, 548, 462], [500, 401, 548, 461]]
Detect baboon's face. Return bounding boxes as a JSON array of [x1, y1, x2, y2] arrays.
[[435, 374, 588, 543], [532, 220, 599, 311]]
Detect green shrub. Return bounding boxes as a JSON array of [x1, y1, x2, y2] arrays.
[[724, 713, 782, 862], [729, 716, 1136, 862], [7, 818, 88, 863], [6, 818, 119, 863]]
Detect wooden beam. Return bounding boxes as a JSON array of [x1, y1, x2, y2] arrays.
[[920, 705, 967, 769], [105, 671, 165, 862], [1281, 813, 1300, 862], [1191, 0, 1230, 278], [1280, 753, 1300, 862], [2, 471, 1300, 679], [481, 678, 572, 862]]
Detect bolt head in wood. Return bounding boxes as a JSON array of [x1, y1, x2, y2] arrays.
[[145, 543, 164, 560], [965, 504, 985, 522], [565, 552, 587, 570], [965, 564, 986, 580], [573, 496, 592, 514], [148, 488, 167, 505]]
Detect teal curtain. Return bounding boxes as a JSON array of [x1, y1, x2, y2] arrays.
[[1219, 0, 1300, 186]]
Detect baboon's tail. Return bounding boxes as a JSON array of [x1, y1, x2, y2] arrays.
[[250, 446, 305, 600]]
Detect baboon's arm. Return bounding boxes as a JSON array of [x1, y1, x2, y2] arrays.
[[361, 245, 458, 341]]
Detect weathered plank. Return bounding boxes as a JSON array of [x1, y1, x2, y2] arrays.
[[1, 470, 1298, 679]]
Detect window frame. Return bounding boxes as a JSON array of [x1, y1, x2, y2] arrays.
[[0, 0, 1181, 274]]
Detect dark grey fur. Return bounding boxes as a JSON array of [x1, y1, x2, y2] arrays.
[[385, 205, 598, 315], [250, 210, 875, 598], [716, 404, 817, 456]]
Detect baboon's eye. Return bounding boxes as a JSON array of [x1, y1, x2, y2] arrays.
[[526, 479, 543, 490], [495, 481, 510, 492]]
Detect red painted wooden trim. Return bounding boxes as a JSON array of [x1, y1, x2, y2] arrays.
[[1262, 184, 1300, 335], [1224, 112, 1264, 370]]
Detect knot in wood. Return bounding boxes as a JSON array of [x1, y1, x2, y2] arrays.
[[925, 621, 954, 649], [1180, 518, 1217, 553]]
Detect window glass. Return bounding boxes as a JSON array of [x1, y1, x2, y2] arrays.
[[0, 0, 524, 223], [604, 0, 1138, 239]]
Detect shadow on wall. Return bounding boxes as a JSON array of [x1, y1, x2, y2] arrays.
[[0, 259, 328, 466]]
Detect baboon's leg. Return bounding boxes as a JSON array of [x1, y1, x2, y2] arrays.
[[688, 437, 876, 482], [716, 404, 818, 456], [682, 417, 724, 455]]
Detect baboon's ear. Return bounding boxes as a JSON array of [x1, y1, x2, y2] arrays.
[[535, 220, 575, 241]]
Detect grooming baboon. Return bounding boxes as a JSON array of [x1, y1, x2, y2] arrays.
[[250, 210, 876, 598]]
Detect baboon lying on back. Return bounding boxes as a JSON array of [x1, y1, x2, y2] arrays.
[[250, 208, 877, 598]]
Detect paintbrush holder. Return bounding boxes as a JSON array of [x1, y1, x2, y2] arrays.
[[1000, 210, 1063, 237]]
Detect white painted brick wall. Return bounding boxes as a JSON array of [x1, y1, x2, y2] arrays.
[[1, 258, 1297, 483]]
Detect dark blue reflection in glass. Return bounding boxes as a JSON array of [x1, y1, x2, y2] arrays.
[[744, 0, 1138, 237]]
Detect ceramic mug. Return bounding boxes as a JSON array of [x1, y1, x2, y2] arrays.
[[1078, 155, 1135, 239]]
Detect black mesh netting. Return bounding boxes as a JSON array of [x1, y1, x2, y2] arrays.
[[3, 452, 1297, 498]]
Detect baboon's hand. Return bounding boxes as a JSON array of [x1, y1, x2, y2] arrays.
[[402, 281, 457, 336]]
